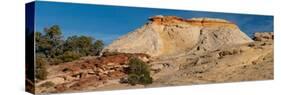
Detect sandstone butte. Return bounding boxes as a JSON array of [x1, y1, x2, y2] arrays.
[[105, 15, 253, 57]]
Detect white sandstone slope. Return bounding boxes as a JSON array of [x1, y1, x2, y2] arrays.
[[105, 16, 253, 57]]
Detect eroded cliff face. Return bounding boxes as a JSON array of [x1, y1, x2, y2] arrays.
[[105, 16, 253, 57]]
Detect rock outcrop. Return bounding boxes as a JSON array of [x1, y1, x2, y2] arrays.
[[35, 53, 150, 93], [253, 32, 274, 41], [105, 16, 253, 57]]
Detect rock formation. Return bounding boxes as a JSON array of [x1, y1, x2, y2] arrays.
[[105, 16, 253, 57], [35, 53, 150, 93], [34, 15, 273, 94], [253, 32, 274, 41]]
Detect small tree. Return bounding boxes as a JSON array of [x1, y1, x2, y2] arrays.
[[36, 25, 63, 60], [92, 40, 104, 56], [64, 35, 104, 56], [36, 25, 105, 65], [127, 58, 152, 85]]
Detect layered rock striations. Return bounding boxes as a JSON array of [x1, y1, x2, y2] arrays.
[[105, 15, 253, 57]]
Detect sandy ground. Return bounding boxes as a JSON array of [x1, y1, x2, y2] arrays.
[[82, 39, 273, 91]]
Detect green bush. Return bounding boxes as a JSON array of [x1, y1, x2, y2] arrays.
[[127, 58, 153, 85], [127, 74, 139, 85], [60, 51, 81, 62], [139, 73, 153, 85]]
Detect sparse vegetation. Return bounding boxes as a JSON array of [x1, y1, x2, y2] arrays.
[[126, 57, 153, 85], [35, 25, 105, 65], [40, 81, 55, 88], [35, 56, 48, 80], [60, 51, 81, 62], [102, 51, 121, 57], [35, 25, 104, 80]]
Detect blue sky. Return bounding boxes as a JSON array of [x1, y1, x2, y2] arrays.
[[34, 1, 273, 45]]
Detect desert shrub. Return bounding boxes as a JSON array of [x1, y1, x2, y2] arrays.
[[60, 51, 81, 62], [35, 57, 48, 80], [127, 58, 153, 85], [127, 74, 139, 85], [49, 58, 64, 65], [40, 81, 55, 88], [140, 72, 153, 83], [36, 68, 48, 80], [102, 51, 120, 57]]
